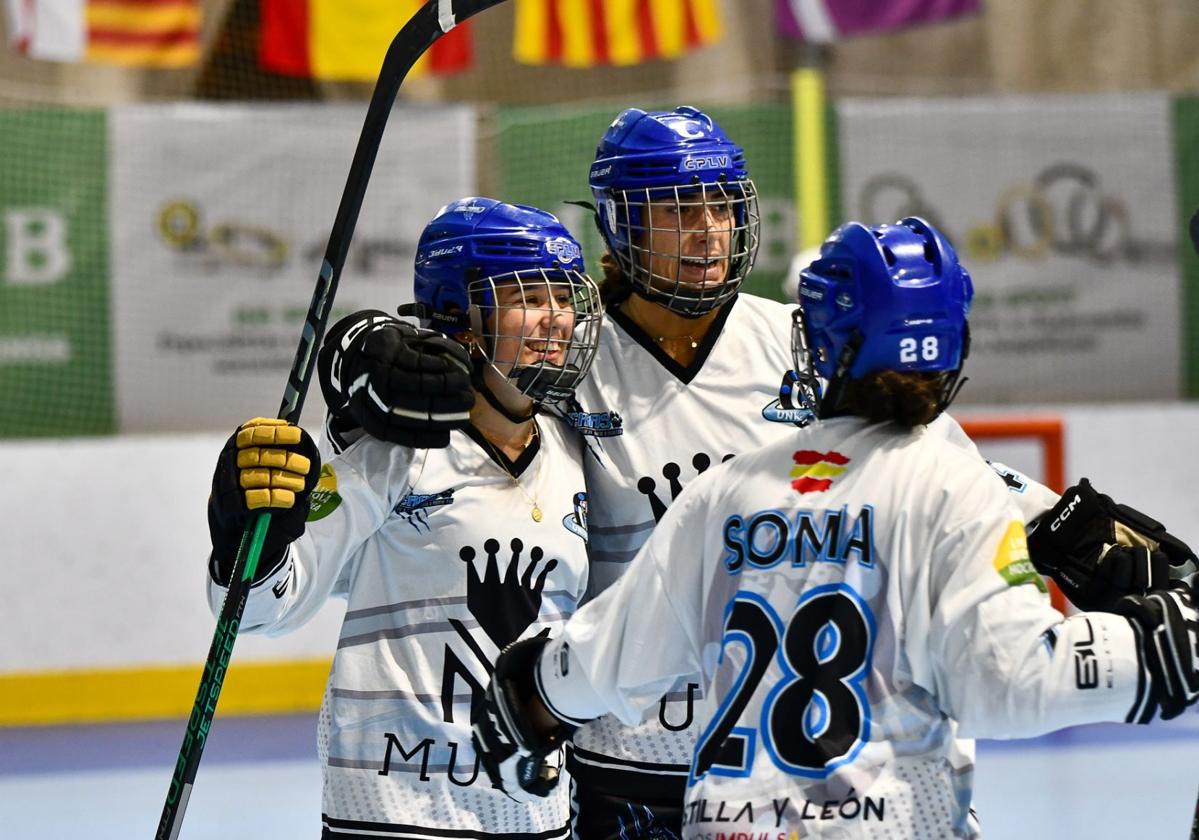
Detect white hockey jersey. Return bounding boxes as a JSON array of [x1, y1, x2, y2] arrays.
[[535, 417, 1148, 839], [208, 420, 591, 839], [561, 293, 1061, 793], [564, 293, 799, 785]]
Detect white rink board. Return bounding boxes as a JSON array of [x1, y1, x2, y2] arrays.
[[1, 403, 1196, 675]]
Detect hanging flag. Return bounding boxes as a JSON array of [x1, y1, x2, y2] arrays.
[[5, 0, 201, 68], [513, 0, 724, 68], [776, 0, 980, 43], [259, 0, 473, 81]]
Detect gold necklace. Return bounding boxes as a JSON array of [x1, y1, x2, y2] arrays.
[[655, 334, 698, 350], [481, 424, 543, 522]]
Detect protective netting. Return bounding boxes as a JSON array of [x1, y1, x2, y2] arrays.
[[1, 1, 1197, 437]]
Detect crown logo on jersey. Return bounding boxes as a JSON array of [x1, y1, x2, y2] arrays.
[[460, 538, 559, 652], [637, 452, 735, 522], [790, 450, 850, 494]]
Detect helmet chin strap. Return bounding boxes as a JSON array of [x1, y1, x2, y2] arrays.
[[472, 357, 539, 423], [935, 322, 971, 414], [817, 330, 864, 420]]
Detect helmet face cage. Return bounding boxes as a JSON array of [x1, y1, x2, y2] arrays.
[[469, 267, 603, 405], [789, 303, 825, 414], [606, 179, 760, 316]]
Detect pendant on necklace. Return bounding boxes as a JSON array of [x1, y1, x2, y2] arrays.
[[531, 505, 543, 523]]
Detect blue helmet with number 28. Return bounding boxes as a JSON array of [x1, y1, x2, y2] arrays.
[[791, 216, 973, 417]]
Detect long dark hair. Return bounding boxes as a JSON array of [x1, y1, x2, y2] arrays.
[[843, 370, 950, 428], [598, 251, 634, 307]]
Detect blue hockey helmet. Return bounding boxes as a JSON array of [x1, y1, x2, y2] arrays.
[[589, 106, 760, 316], [791, 217, 973, 417], [404, 197, 602, 406]]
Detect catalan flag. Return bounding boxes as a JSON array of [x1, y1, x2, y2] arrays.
[[5, 0, 201, 68], [259, 0, 473, 82], [790, 449, 850, 494], [513, 0, 723, 68]]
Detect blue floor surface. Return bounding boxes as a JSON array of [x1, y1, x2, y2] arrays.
[[1, 712, 1196, 838]]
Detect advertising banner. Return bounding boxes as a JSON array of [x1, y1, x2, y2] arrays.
[[0, 108, 113, 438], [839, 94, 1182, 403], [109, 103, 475, 432]]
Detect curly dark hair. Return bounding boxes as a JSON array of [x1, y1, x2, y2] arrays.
[[843, 370, 952, 428]]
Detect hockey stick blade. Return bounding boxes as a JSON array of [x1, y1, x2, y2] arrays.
[[154, 2, 511, 838]]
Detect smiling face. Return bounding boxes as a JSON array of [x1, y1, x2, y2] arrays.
[[636, 188, 735, 293], [486, 273, 579, 374]]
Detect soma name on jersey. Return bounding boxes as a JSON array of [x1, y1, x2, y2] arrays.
[[722, 505, 876, 574]]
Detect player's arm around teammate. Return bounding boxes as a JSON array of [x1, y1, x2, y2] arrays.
[[204, 197, 604, 839], [472, 218, 1199, 838]]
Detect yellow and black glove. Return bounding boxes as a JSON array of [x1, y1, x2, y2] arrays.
[[207, 418, 321, 587]]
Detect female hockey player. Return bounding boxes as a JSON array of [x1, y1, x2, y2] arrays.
[[203, 198, 604, 839], [471, 217, 1199, 839], [313, 108, 1193, 840]]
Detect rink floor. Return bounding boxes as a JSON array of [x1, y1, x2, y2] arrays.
[[1, 712, 1196, 839]]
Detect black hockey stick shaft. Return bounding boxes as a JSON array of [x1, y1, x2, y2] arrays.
[[1190, 205, 1199, 840], [155, 3, 510, 837], [1190, 206, 1199, 263]]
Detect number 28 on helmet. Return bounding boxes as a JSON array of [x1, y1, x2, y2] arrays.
[[791, 216, 974, 417]]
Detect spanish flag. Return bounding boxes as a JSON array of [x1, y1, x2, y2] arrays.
[[5, 0, 200, 68], [790, 450, 849, 494], [513, 0, 723, 68], [259, 0, 473, 81]]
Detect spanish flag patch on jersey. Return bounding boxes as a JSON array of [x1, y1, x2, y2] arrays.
[[790, 450, 850, 494], [992, 520, 1047, 592]]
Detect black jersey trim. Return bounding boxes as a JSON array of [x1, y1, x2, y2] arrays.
[[322, 814, 570, 839], [567, 745, 689, 776], [607, 294, 738, 385], [565, 748, 688, 801], [464, 420, 542, 478]]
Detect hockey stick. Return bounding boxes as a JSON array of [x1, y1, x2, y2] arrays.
[[1190, 205, 1199, 840], [1190, 206, 1199, 262], [154, 2, 510, 837]]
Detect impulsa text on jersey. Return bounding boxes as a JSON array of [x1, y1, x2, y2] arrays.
[[721, 505, 876, 574]]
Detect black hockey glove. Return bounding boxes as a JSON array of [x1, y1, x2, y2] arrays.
[[318, 310, 473, 449], [207, 418, 321, 587], [471, 636, 576, 803], [1027, 478, 1197, 612], [1115, 582, 1199, 721]]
